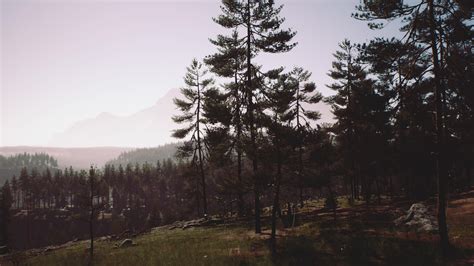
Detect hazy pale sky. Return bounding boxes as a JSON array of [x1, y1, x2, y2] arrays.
[[0, 0, 401, 147]]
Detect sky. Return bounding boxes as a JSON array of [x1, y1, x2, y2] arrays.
[[0, 0, 401, 147]]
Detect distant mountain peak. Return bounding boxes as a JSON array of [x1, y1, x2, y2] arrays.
[[49, 89, 178, 148], [156, 88, 181, 105]]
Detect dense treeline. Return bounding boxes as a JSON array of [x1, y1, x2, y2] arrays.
[[0, 0, 471, 255], [1, 160, 189, 221], [0, 153, 58, 184], [0, 160, 195, 250], [0, 153, 58, 169], [105, 143, 180, 167]]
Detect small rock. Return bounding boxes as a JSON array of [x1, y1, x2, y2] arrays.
[[119, 239, 134, 248]]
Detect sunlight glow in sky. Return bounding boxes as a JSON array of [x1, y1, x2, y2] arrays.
[[0, 0, 401, 147]]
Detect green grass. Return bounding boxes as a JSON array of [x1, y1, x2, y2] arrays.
[[3, 195, 474, 266], [13, 219, 461, 266], [18, 225, 274, 266]]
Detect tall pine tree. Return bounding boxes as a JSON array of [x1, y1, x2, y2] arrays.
[[212, 0, 297, 233], [286, 67, 323, 206], [172, 59, 214, 217], [205, 30, 247, 216], [353, 0, 472, 253]]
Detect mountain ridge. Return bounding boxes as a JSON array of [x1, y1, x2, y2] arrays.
[[47, 88, 333, 148], [48, 88, 181, 148]]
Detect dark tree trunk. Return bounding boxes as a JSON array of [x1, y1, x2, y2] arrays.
[[364, 176, 370, 208], [196, 71, 207, 217], [350, 173, 355, 202], [271, 144, 282, 255], [197, 103, 208, 216], [89, 170, 94, 265], [389, 175, 393, 199], [329, 186, 337, 221], [347, 49, 357, 203], [375, 176, 381, 204], [427, 0, 450, 255], [235, 72, 244, 218], [246, 0, 261, 234], [195, 174, 201, 218], [296, 86, 304, 208], [468, 163, 473, 188], [237, 149, 244, 217], [355, 173, 360, 200]]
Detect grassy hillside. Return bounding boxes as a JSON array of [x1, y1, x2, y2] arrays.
[[3, 190, 473, 266]]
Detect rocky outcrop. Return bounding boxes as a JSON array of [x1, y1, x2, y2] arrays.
[[167, 217, 224, 230], [394, 203, 438, 232]]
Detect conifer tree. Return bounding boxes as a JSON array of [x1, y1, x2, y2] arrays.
[[10, 176, 18, 209], [19, 167, 29, 209], [0, 181, 12, 249], [172, 59, 214, 217], [264, 69, 294, 254], [88, 166, 95, 264], [359, 38, 432, 199], [353, 0, 472, 253], [42, 168, 53, 208], [212, 0, 297, 233], [205, 30, 247, 216], [286, 67, 323, 206], [326, 39, 366, 201], [327, 39, 390, 204]]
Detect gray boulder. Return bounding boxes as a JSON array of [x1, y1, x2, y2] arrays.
[[394, 203, 438, 232]]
